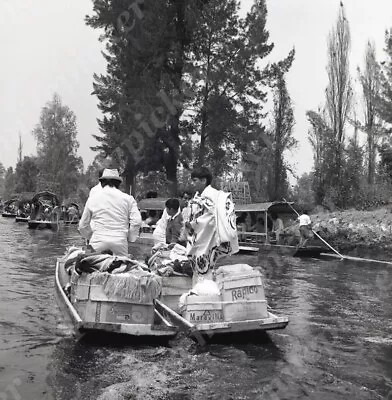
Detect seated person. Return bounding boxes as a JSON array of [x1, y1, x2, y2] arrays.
[[67, 205, 79, 222], [236, 215, 248, 241], [145, 210, 159, 226], [165, 198, 184, 248], [251, 217, 265, 233]]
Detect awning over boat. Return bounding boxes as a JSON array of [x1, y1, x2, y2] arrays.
[[138, 197, 169, 211], [235, 201, 299, 214], [32, 191, 60, 206]]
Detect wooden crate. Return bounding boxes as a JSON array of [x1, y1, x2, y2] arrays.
[[223, 300, 268, 322], [161, 275, 192, 312], [71, 273, 154, 324], [217, 271, 265, 302], [183, 297, 224, 324], [74, 300, 154, 324]]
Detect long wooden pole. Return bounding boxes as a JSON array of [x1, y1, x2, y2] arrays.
[[282, 198, 345, 260]]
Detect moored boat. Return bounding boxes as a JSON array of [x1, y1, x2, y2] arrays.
[[2, 211, 17, 218], [2, 197, 19, 218], [55, 257, 178, 341], [29, 191, 61, 230], [28, 220, 59, 229], [15, 216, 30, 223]]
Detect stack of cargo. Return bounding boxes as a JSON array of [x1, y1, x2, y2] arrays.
[[181, 264, 268, 325], [70, 270, 162, 325]]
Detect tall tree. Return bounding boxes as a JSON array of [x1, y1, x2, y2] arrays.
[[269, 69, 296, 200], [358, 41, 382, 185], [4, 167, 15, 198], [325, 4, 353, 188], [0, 162, 6, 196], [306, 109, 334, 205], [17, 133, 23, 164], [377, 28, 392, 129], [86, 0, 204, 195], [14, 156, 39, 193], [32, 93, 83, 199], [341, 124, 364, 207], [188, 0, 274, 174]]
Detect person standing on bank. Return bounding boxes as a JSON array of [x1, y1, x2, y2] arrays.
[[186, 167, 238, 284], [78, 169, 142, 256]]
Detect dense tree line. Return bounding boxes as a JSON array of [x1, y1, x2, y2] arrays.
[[1, 94, 84, 202], [86, 0, 297, 198], [296, 5, 392, 210]]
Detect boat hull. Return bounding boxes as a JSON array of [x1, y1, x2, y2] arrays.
[[2, 212, 17, 218], [55, 259, 178, 341], [28, 220, 58, 230], [155, 299, 289, 344], [15, 216, 29, 223], [239, 242, 328, 258], [64, 220, 79, 225]]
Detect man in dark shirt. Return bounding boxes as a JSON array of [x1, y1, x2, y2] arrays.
[[165, 198, 184, 247]]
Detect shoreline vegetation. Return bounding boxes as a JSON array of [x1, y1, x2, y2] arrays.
[[311, 206, 392, 255]]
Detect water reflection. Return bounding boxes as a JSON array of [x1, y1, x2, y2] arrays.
[[0, 217, 391, 399]]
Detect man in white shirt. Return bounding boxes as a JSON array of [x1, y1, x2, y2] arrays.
[[298, 210, 312, 247], [78, 169, 142, 256]]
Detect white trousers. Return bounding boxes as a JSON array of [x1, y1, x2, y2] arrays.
[[89, 233, 128, 257]]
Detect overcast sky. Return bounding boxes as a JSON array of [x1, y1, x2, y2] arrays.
[[0, 1, 392, 179]]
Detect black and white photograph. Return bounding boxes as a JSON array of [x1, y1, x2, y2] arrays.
[[0, 0, 391, 399]]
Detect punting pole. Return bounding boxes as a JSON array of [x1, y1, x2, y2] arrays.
[[282, 198, 345, 261], [154, 299, 207, 346]]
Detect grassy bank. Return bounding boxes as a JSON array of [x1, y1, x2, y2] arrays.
[[311, 206, 392, 253]]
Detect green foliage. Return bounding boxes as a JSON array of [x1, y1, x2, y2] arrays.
[[269, 65, 296, 200], [32, 93, 83, 200], [14, 156, 39, 193], [4, 167, 15, 198], [86, 0, 279, 193], [188, 0, 274, 175], [292, 172, 315, 210], [0, 162, 5, 196], [377, 29, 392, 127]]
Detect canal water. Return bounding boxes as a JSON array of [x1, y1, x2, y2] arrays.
[[0, 217, 391, 399]]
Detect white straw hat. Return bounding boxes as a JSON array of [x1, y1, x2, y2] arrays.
[[99, 168, 123, 182]]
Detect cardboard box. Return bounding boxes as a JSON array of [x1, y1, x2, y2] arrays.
[[217, 271, 265, 302], [223, 300, 268, 322], [183, 300, 224, 324]]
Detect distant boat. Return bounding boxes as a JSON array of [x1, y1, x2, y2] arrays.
[[2, 197, 19, 218], [28, 191, 61, 230], [15, 216, 30, 223]]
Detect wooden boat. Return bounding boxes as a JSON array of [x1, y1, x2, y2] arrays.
[[2, 211, 17, 218], [235, 202, 331, 258], [239, 242, 329, 258], [156, 300, 288, 342], [2, 197, 19, 218], [15, 216, 30, 223], [28, 220, 59, 229], [29, 191, 61, 230], [160, 275, 192, 312], [64, 220, 79, 225], [55, 258, 178, 341]]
